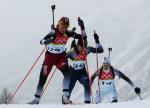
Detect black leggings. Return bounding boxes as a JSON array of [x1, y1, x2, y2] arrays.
[[69, 67, 91, 103]]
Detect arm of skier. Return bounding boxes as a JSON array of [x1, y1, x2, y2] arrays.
[[86, 32, 104, 54], [114, 68, 141, 94], [114, 68, 135, 87], [66, 50, 75, 60], [66, 30, 86, 40], [91, 69, 100, 84], [40, 30, 56, 45], [66, 17, 87, 40]]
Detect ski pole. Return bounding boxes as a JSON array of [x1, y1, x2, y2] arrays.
[[108, 47, 112, 59], [138, 94, 142, 100], [10, 48, 45, 100], [78, 17, 94, 103], [51, 4, 55, 29], [94, 30, 100, 98], [93, 31, 99, 72], [71, 27, 77, 48]]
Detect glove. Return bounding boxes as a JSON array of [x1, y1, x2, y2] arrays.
[[94, 32, 100, 43], [44, 39, 52, 45], [135, 87, 141, 94], [78, 17, 85, 30]]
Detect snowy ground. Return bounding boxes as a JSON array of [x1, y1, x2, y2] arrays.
[[1, 100, 150, 108], [0, 0, 150, 105]]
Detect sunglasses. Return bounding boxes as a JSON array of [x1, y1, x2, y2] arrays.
[[59, 21, 69, 26]]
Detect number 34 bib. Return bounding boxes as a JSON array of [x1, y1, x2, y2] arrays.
[[47, 44, 66, 54]]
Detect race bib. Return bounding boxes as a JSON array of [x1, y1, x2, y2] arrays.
[[47, 44, 66, 54], [100, 80, 114, 87], [70, 61, 85, 70], [99, 80, 116, 96]]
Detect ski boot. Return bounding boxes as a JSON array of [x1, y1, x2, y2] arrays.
[[111, 99, 117, 103], [62, 95, 72, 104], [28, 98, 40, 104], [84, 101, 91, 104]]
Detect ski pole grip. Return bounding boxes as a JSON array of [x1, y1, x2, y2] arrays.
[[51, 4, 56, 29], [108, 47, 112, 52], [51, 5, 55, 11], [108, 47, 112, 58]]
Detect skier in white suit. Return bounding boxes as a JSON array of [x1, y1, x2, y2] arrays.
[[91, 57, 141, 103]]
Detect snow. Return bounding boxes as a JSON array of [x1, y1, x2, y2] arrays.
[[1, 100, 150, 108], [0, 0, 150, 106]]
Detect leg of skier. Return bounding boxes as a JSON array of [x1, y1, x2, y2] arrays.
[[66, 68, 79, 104], [100, 81, 118, 103], [105, 91, 117, 103], [110, 88, 118, 103], [99, 84, 108, 103], [56, 55, 73, 104], [95, 90, 101, 104], [60, 66, 72, 104], [104, 83, 118, 103], [79, 69, 91, 104], [28, 52, 57, 104]]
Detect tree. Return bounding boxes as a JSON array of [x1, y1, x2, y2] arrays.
[[0, 88, 14, 104]]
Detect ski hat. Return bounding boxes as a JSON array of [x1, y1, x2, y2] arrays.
[[103, 56, 111, 65], [58, 17, 70, 26]]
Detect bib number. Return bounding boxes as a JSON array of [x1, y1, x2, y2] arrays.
[[100, 80, 113, 86], [70, 61, 84, 70], [47, 44, 66, 53]]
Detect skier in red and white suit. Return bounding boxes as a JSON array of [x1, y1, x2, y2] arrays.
[[28, 17, 86, 104], [91, 57, 141, 103]]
